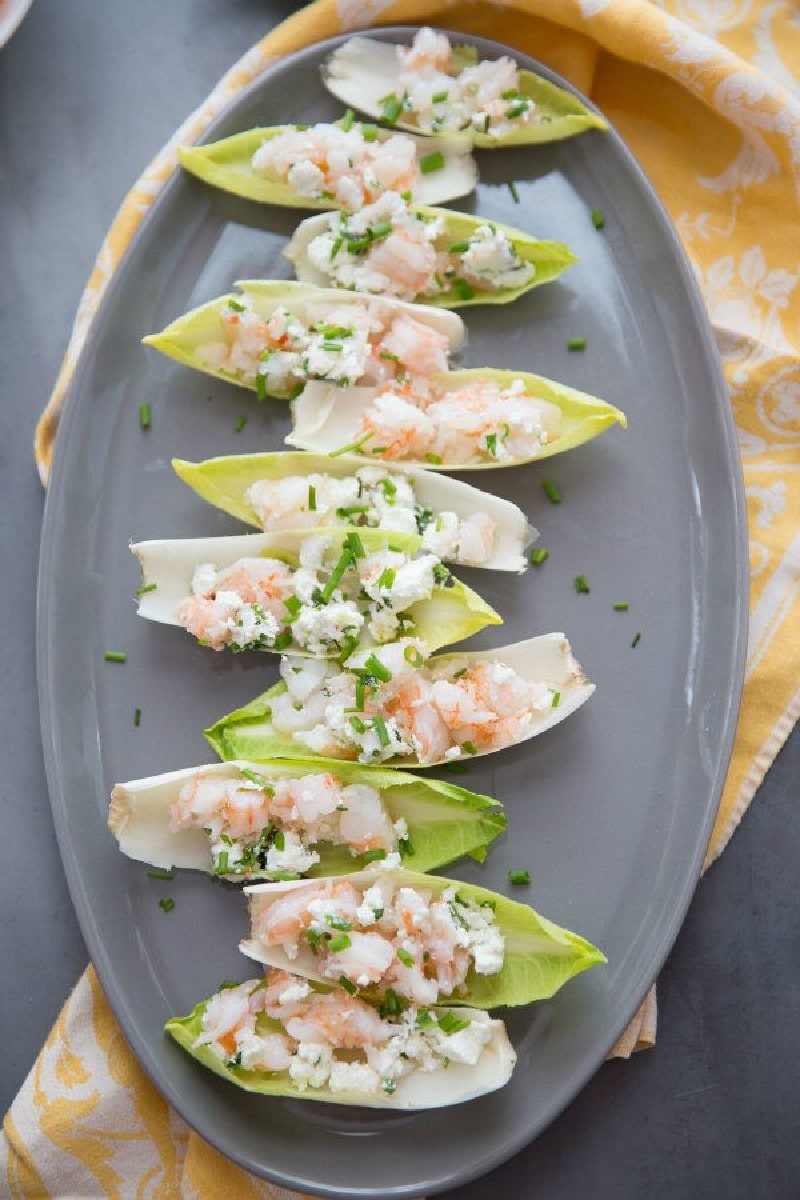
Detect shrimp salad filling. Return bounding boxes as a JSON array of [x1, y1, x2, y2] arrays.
[[253, 877, 505, 1000], [270, 640, 560, 764], [379, 29, 538, 139], [195, 972, 496, 1094], [175, 536, 448, 655], [171, 769, 410, 878], [246, 467, 497, 565], [305, 192, 534, 300], [198, 296, 450, 397], [251, 120, 422, 212], [336, 377, 563, 465]]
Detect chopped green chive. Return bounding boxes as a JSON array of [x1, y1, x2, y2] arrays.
[[361, 848, 387, 864], [364, 654, 392, 681], [613, 601, 629, 611], [508, 869, 530, 885], [345, 531, 365, 559], [380, 477, 397, 502], [234, 415, 247, 433], [336, 504, 370, 518], [218, 980, 241, 990], [361, 124, 379, 142], [349, 715, 368, 734], [420, 151, 445, 174], [542, 479, 561, 504], [530, 547, 549, 566], [591, 207, 605, 230], [373, 714, 390, 747], [283, 595, 302, 619], [379, 988, 405, 1018], [377, 567, 396, 590], [485, 433, 498, 457], [452, 278, 475, 301], [416, 1008, 434, 1028], [158, 897, 175, 912], [255, 372, 268, 402], [134, 707, 141, 727], [288, 380, 305, 400], [506, 102, 528, 119], [631, 631, 642, 648], [329, 433, 373, 458], [321, 341, 342, 353], [339, 975, 357, 994], [437, 1012, 470, 1034], [308, 484, 317, 512], [216, 850, 229, 873], [272, 631, 294, 651], [482, 114, 491, 133], [135, 582, 157, 596], [355, 677, 366, 711], [424, 453, 443, 465], [431, 90, 449, 103], [396, 948, 414, 968], [369, 220, 393, 241], [104, 651, 127, 663], [378, 350, 400, 364], [340, 108, 355, 132], [273, 830, 285, 851], [403, 645, 424, 667], [139, 403, 151, 431], [507, 180, 520, 203], [574, 575, 591, 594], [551, 690, 561, 708], [380, 94, 403, 124], [240, 768, 274, 791], [321, 548, 353, 601], [461, 741, 477, 756], [147, 868, 174, 880], [328, 933, 351, 953], [567, 337, 587, 351], [399, 189, 412, 202], [326, 914, 353, 932], [329, 233, 344, 261], [448, 240, 470, 254], [227, 298, 246, 313]]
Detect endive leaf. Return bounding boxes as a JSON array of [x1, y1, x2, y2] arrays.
[[178, 123, 477, 208], [204, 634, 594, 767], [109, 758, 506, 877], [285, 207, 576, 308], [172, 450, 535, 572], [242, 869, 606, 1007], [322, 37, 607, 148], [131, 527, 501, 657], [142, 280, 465, 397], [166, 995, 515, 1109], [287, 370, 626, 470]]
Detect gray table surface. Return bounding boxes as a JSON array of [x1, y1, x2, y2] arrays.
[[2, 3, 797, 1197]]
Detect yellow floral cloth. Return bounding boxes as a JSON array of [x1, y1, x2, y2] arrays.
[[8, 0, 798, 1194]]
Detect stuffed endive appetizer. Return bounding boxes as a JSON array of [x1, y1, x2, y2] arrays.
[[205, 634, 594, 767], [166, 972, 516, 1108], [323, 28, 607, 148], [172, 452, 535, 572], [286, 193, 575, 306], [109, 759, 506, 879], [132, 528, 500, 657], [242, 869, 606, 1008], [178, 116, 477, 209], [288, 370, 626, 469], [142, 281, 464, 399]]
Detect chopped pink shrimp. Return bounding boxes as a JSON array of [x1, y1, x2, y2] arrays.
[[255, 880, 361, 944], [456, 513, 496, 565], [213, 559, 294, 609], [368, 227, 438, 294], [362, 390, 435, 460], [264, 970, 389, 1047], [398, 27, 452, 72], [269, 773, 342, 829], [323, 932, 397, 987], [378, 313, 449, 377], [429, 661, 534, 750], [384, 678, 451, 764]]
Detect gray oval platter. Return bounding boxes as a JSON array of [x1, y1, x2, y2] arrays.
[[38, 28, 748, 1199]]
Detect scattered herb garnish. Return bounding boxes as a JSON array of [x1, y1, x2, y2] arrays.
[[452, 278, 475, 301], [631, 631, 642, 648], [508, 869, 530, 886], [567, 337, 587, 351], [308, 484, 317, 512], [158, 897, 175, 912], [591, 207, 605, 230], [147, 868, 174, 880], [542, 479, 561, 504], [507, 180, 520, 203], [613, 601, 629, 611], [574, 575, 591, 594], [139, 403, 151, 431], [396, 948, 414, 968], [134, 707, 141, 727], [530, 547, 549, 566], [234, 415, 247, 433], [420, 150, 445, 174], [135, 582, 157, 596], [104, 651, 127, 664]]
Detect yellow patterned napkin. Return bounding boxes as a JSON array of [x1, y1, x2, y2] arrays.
[[7, 0, 798, 1194]]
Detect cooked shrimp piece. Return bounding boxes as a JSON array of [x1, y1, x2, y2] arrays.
[[398, 26, 452, 72], [368, 227, 438, 295], [170, 774, 233, 833], [282, 990, 390, 1048], [429, 679, 497, 732], [385, 678, 451, 764], [337, 784, 395, 852], [270, 773, 341, 828], [246, 477, 322, 532], [362, 391, 435, 460], [244, 1032, 295, 1072], [323, 931, 397, 987], [378, 313, 450, 377], [386, 957, 440, 1006], [255, 884, 329, 944], [197, 985, 252, 1048], [456, 513, 496, 565], [215, 558, 294, 610]]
